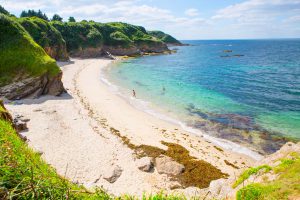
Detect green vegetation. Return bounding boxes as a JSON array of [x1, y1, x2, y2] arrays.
[[233, 165, 272, 188], [51, 21, 166, 54], [51, 21, 103, 52], [0, 5, 9, 15], [69, 16, 76, 22], [0, 14, 60, 86], [17, 16, 68, 60], [52, 14, 63, 22], [147, 31, 181, 45], [236, 154, 300, 200], [20, 9, 48, 21]]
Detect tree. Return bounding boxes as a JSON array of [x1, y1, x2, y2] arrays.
[[20, 9, 48, 21], [0, 5, 9, 15], [52, 14, 63, 22], [68, 16, 76, 22]]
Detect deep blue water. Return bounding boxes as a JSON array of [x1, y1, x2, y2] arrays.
[[106, 39, 300, 153]]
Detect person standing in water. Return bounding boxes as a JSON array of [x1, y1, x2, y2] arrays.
[[132, 89, 136, 98]]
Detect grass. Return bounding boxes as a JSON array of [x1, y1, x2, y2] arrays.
[[236, 153, 300, 200], [0, 14, 60, 86], [233, 165, 272, 188]]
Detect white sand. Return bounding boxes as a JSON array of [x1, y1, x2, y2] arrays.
[[5, 58, 255, 197]]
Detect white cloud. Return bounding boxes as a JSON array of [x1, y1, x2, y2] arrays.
[[1, 0, 300, 39], [184, 8, 199, 16]]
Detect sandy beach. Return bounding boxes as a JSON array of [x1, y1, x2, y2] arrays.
[[5, 58, 258, 197]]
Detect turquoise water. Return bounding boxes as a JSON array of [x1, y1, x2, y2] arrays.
[[105, 40, 300, 154]]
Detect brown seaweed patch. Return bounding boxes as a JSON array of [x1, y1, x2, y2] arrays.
[[109, 126, 228, 189], [224, 160, 239, 169], [214, 146, 224, 152]]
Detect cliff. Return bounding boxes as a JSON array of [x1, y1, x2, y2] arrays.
[[0, 14, 65, 100], [18, 17, 69, 61], [51, 21, 169, 57], [147, 30, 182, 45]]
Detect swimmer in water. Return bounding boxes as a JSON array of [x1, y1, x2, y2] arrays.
[[132, 89, 136, 97]]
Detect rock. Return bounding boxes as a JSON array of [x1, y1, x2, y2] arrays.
[[0, 72, 65, 100], [209, 179, 233, 198], [136, 157, 153, 172], [209, 179, 225, 195], [155, 155, 185, 176], [13, 119, 28, 132], [169, 181, 182, 190], [103, 165, 122, 183]]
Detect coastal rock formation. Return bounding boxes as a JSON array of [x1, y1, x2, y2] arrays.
[[103, 45, 140, 56], [0, 14, 65, 100], [103, 165, 123, 183], [136, 41, 169, 53], [136, 157, 153, 172], [155, 155, 185, 176], [69, 47, 103, 58], [0, 72, 65, 100]]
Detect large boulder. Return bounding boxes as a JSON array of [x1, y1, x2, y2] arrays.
[[103, 165, 122, 183], [155, 155, 185, 176], [136, 157, 153, 172]]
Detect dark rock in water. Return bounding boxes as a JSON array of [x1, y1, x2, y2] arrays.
[[223, 50, 232, 53], [0, 71, 65, 100], [233, 54, 244, 57], [220, 55, 231, 58]]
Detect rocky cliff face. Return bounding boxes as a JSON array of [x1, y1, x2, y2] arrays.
[[136, 42, 169, 53], [0, 72, 65, 100], [44, 45, 69, 61], [69, 47, 103, 58], [103, 45, 140, 56]]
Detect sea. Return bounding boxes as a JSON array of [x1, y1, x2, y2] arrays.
[[102, 39, 300, 156]]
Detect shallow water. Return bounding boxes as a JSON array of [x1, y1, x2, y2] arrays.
[[105, 39, 300, 154]]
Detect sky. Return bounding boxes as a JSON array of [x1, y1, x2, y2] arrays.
[[1, 0, 300, 39]]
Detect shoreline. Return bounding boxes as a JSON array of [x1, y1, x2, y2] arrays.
[[100, 60, 263, 160], [5, 58, 257, 197]]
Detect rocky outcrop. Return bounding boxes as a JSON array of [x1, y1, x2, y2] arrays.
[[155, 155, 185, 176], [44, 46, 69, 61], [69, 47, 103, 58], [103, 165, 123, 183], [136, 42, 169, 54], [103, 45, 140, 56], [0, 72, 65, 100]]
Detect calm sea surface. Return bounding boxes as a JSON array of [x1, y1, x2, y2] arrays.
[[105, 39, 300, 154]]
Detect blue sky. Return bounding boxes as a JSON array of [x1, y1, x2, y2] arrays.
[[1, 0, 300, 39]]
